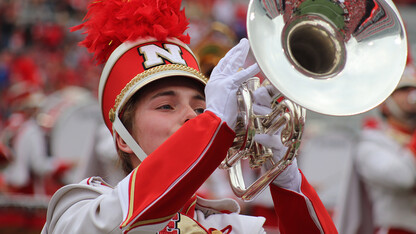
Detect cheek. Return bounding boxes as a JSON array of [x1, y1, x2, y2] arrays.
[[134, 114, 180, 154]]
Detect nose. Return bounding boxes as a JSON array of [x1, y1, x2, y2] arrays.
[[183, 105, 198, 123]]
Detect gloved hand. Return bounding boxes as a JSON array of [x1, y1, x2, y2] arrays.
[[205, 38, 260, 131], [252, 85, 279, 116], [252, 86, 302, 192]]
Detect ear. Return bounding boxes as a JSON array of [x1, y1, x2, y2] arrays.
[[115, 132, 134, 154]]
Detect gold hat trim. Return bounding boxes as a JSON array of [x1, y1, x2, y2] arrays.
[[109, 64, 208, 122]]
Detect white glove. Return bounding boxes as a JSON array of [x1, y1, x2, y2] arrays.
[[252, 86, 302, 192], [205, 38, 260, 131], [252, 85, 279, 116]]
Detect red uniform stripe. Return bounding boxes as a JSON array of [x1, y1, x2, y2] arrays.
[[121, 111, 235, 229], [270, 171, 338, 234]]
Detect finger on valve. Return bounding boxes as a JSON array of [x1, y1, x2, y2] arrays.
[[205, 38, 260, 130]]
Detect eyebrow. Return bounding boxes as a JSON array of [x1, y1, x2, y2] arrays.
[[150, 90, 205, 101], [194, 93, 205, 101], [150, 90, 175, 100]]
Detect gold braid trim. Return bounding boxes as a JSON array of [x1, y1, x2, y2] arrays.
[[109, 64, 208, 122], [124, 213, 176, 231]]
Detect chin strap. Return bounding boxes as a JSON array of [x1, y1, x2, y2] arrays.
[[113, 115, 147, 162]]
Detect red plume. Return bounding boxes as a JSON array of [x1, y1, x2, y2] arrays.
[[71, 0, 190, 64]]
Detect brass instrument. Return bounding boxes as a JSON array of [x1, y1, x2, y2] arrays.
[[220, 0, 408, 201]]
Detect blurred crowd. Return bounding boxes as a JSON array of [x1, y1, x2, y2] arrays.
[[0, 0, 415, 233], [0, 0, 105, 121], [0, 0, 254, 127], [0, 0, 253, 233]]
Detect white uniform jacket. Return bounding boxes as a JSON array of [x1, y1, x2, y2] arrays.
[[354, 123, 416, 232], [4, 117, 54, 189], [42, 111, 337, 234]]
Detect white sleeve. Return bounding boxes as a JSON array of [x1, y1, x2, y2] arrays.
[[356, 130, 416, 190], [26, 122, 54, 175], [42, 177, 123, 234]]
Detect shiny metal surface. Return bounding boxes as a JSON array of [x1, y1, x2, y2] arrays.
[[247, 0, 408, 116], [223, 0, 408, 202], [222, 78, 306, 201]]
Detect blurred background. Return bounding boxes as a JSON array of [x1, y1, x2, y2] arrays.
[[0, 0, 414, 233]]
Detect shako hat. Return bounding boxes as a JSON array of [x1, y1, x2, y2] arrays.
[[72, 0, 207, 161]]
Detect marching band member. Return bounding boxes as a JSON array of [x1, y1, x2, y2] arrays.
[[42, 0, 337, 233], [1, 82, 53, 195], [335, 62, 416, 234]]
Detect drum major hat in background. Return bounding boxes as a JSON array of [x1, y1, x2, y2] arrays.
[[72, 0, 207, 161], [6, 82, 45, 111]]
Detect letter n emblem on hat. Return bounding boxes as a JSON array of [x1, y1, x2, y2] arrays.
[[139, 43, 187, 69]]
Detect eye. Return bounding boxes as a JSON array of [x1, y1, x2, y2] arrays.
[[195, 108, 205, 115], [157, 104, 173, 110]]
